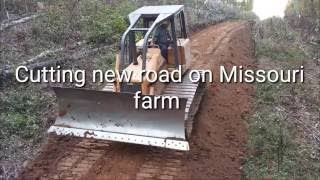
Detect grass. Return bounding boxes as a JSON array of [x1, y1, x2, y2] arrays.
[[36, 0, 136, 44], [246, 85, 300, 179], [245, 18, 320, 179], [0, 1, 130, 177], [0, 84, 54, 139], [1, 0, 133, 138], [1, 0, 134, 82], [0, 83, 55, 179], [81, 1, 136, 44], [94, 53, 116, 72], [246, 82, 320, 178], [256, 39, 307, 62]]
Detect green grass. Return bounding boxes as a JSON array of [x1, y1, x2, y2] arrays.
[[81, 1, 136, 44], [245, 100, 298, 179], [94, 53, 116, 72], [248, 83, 295, 177], [0, 84, 53, 139], [256, 39, 307, 61], [245, 18, 320, 179], [256, 82, 280, 104], [245, 81, 320, 179], [34, 0, 136, 44]]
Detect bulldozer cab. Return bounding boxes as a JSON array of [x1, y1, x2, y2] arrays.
[[48, 5, 195, 151], [119, 5, 191, 80]]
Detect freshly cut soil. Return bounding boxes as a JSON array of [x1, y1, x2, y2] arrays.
[[19, 21, 255, 180], [184, 21, 255, 180]]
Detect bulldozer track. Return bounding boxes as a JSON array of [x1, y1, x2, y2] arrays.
[[20, 21, 253, 179], [162, 71, 205, 137]]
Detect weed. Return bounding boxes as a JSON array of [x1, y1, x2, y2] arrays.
[[245, 109, 298, 179], [246, 17, 320, 179], [256, 39, 307, 61], [94, 53, 116, 72], [0, 84, 53, 138], [80, 1, 136, 44], [30, 1, 136, 45]]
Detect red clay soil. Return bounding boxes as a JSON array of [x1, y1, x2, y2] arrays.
[[184, 21, 255, 179], [19, 21, 255, 180]]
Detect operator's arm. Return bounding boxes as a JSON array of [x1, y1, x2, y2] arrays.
[[166, 30, 173, 44], [152, 28, 160, 44]]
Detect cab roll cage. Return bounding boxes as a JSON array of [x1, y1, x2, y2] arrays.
[[119, 8, 188, 72]]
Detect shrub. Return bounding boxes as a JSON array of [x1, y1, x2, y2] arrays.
[[255, 18, 308, 61], [81, 1, 136, 43], [256, 39, 307, 61], [33, 0, 82, 44], [0, 0, 38, 21], [94, 53, 116, 72], [258, 18, 297, 42], [247, 16, 319, 179], [0, 84, 53, 138], [185, 0, 240, 29], [32, 0, 136, 44]]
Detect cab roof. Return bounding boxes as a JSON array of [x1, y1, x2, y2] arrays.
[[129, 5, 184, 16], [128, 5, 184, 25]]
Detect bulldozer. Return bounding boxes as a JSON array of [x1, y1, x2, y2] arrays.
[[48, 5, 205, 151]]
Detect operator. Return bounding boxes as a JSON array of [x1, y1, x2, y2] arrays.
[[152, 21, 172, 61]]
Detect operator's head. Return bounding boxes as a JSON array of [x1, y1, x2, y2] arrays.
[[161, 20, 170, 29]]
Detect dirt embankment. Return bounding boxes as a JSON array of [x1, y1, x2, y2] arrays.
[[184, 21, 255, 179], [19, 21, 255, 180]]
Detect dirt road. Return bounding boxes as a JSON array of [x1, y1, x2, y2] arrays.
[[19, 21, 255, 180]]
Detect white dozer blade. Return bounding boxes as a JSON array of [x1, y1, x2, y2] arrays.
[[48, 87, 189, 151]]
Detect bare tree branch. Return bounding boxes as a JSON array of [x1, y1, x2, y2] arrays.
[[0, 14, 42, 31]]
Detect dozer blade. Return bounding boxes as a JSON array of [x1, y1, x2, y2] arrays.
[[48, 87, 189, 151]]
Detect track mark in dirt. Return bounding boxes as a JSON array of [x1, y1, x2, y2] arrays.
[[19, 21, 255, 180], [19, 137, 111, 180], [190, 21, 247, 69], [135, 149, 187, 180], [83, 143, 147, 180], [52, 139, 110, 179], [184, 21, 255, 179]]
